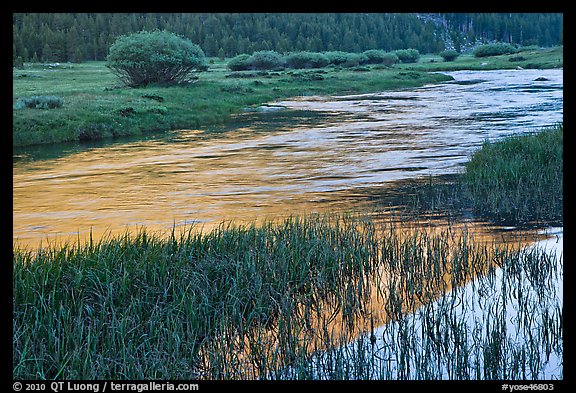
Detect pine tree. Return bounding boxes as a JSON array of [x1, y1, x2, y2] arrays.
[[66, 26, 81, 62], [42, 43, 53, 62], [73, 48, 83, 63]]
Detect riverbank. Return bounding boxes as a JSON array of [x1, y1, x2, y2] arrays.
[[13, 61, 451, 147], [13, 46, 562, 148], [408, 123, 563, 225], [399, 45, 563, 72]]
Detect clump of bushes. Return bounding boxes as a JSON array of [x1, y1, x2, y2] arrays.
[[284, 51, 330, 69], [323, 51, 354, 65], [340, 52, 368, 67], [361, 50, 398, 66], [247, 50, 286, 70], [289, 70, 325, 81], [439, 49, 459, 62], [106, 30, 208, 87], [394, 48, 420, 63], [227, 54, 252, 71], [227, 49, 402, 71], [473, 42, 518, 58], [379, 52, 400, 66], [362, 49, 388, 64], [227, 51, 285, 71], [14, 95, 64, 109]]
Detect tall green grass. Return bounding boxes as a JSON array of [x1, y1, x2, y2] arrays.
[[13, 213, 561, 379], [463, 124, 563, 223], [411, 124, 563, 225], [13, 215, 375, 379]]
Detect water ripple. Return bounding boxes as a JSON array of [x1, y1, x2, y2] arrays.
[[13, 69, 563, 247]]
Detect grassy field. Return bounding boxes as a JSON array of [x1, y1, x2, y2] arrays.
[[13, 46, 562, 147], [398, 46, 563, 72], [13, 60, 451, 147]]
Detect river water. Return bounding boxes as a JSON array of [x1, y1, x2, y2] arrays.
[[13, 69, 563, 248]]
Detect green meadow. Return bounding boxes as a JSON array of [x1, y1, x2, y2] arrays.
[[12, 60, 450, 147], [13, 46, 562, 148]]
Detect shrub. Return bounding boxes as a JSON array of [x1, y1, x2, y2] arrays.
[[473, 43, 517, 58], [439, 49, 459, 62], [362, 49, 389, 64], [246, 50, 285, 70], [227, 54, 252, 71], [289, 70, 325, 81], [508, 55, 527, 62], [341, 53, 369, 67], [14, 95, 63, 109], [284, 51, 330, 69], [394, 48, 420, 63], [13, 56, 24, 68], [324, 51, 352, 65], [361, 50, 400, 66], [106, 30, 207, 87], [380, 52, 399, 66]]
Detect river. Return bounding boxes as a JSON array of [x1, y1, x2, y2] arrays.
[[13, 69, 563, 248]]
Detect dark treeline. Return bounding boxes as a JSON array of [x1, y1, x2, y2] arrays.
[[438, 13, 563, 51], [13, 13, 563, 63]]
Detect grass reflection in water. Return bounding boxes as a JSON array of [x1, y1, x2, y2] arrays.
[[13, 213, 562, 380]]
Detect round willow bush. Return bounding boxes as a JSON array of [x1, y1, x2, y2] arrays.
[[439, 49, 459, 62], [106, 30, 207, 87], [227, 54, 252, 71], [394, 48, 420, 63], [284, 51, 330, 69], [246, 50, 285, 70], [473, 42, 517, 58]]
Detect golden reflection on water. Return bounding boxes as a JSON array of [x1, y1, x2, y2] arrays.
[[319, 217, 550, 338], [13, 130, 555, 378], [14, 68, 563, 252], [13, 129, 353, 250], [13, 68, 563, 377], [190, 218, 552, 379], [11, 128, 550, 252]]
